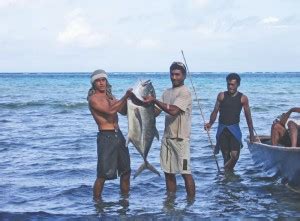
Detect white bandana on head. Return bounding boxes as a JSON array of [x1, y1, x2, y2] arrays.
[[90, 69, 108, 84]]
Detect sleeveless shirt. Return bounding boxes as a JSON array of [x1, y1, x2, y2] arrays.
[[219, 91, 243, 125]]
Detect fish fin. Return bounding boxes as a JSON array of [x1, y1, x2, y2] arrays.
[[154, 127, 159, 141], [133, 161, 160, 179], [134, 108, 143, 132]]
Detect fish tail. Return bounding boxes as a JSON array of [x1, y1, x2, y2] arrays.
[[133, 163, 146, 179], [133, 161, 160, 179], [146, 161, 160, 177]]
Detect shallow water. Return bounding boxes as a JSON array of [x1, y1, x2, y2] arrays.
[[1, 72, 300, 219]]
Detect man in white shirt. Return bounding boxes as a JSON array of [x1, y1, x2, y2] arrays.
[[144, 62, 195, 198]]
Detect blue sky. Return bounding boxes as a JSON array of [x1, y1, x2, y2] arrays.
[[0, 0, 299, 72]]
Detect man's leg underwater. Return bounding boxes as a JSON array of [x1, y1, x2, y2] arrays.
[[93, 177, 105, 200], [165, 172, 177, 194], [182, 174, 195, 197], [120, 171, 131, 195], [224, 150, 240, 171], [221, 148, 231, 166], [220, 129, 231, 167]]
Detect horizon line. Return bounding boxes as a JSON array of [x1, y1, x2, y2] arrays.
[[1, 71, 300, 74]]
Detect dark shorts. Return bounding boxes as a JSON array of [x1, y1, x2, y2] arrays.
[[97, 130, 131, 180], [219, 128, 241, 153], [279, 128, 300, 147]]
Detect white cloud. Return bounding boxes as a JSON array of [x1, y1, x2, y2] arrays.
[[191, 0, 210, 8], [193, 24, 213, 37], [1, 0, 300, 72], [0, 0, 30, 8], [57, 9, 109, 48], [262, 16, 280, 24], [136, 38, 161, 50]]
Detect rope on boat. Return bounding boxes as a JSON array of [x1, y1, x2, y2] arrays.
[[241, 109, 261, 143]]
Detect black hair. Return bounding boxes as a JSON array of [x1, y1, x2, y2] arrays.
[[170, 62, 187, 75], [226, 73, 241, 85]]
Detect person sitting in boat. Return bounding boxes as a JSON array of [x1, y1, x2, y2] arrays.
[[271, 107, 300, 147], [205, 73, 255, 171]]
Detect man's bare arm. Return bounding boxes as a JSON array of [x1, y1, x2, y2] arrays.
[[130, 94, 145, 106], [118, 100, 127, 116], [143, 96, 181, 116], [89, 89, 132, 115], [279, 107, 300, 126], [242, 95, 255, 142], [154, 106, 162, 117], [119, 93, 147, 115], [205, 92, 223, 130], [154, 99, 182, 116], [290, 107, 300, 113]]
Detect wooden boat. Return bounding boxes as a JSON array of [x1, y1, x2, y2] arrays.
[[245, 136, 300, 186]]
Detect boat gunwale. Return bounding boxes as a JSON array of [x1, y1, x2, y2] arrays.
[[244, 137, 300, 152]]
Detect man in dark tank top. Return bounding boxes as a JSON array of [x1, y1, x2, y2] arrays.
[[205, 73, 255, 171]]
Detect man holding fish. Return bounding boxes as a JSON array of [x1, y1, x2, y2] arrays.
[[88, 69, 136, 200], [144, 62, 196, 198]]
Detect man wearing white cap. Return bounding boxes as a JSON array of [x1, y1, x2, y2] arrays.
[[88, 69, 134, 200], [143, 62, 196, 198]]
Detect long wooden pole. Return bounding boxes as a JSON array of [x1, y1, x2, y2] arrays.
[[181, 50, 221, 172]]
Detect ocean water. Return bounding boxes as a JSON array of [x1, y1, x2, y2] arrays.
[[0, 72, 300, 219]]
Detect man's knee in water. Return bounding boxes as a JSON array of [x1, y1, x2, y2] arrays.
[[272, 122, 285, 133], [287, 121, 297, 130], [221, 151, 230, 164], [230, 151, 239, 161], [121, 170, 131, 181]]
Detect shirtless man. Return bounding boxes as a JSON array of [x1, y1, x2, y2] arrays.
[[271, 107, 300, 147], [88, 69, 134, 199]]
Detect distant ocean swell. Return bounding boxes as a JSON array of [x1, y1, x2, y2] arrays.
[[0, 101, 88, 110]]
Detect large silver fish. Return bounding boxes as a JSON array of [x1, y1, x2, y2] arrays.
[[127, 80, 160, 178]]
